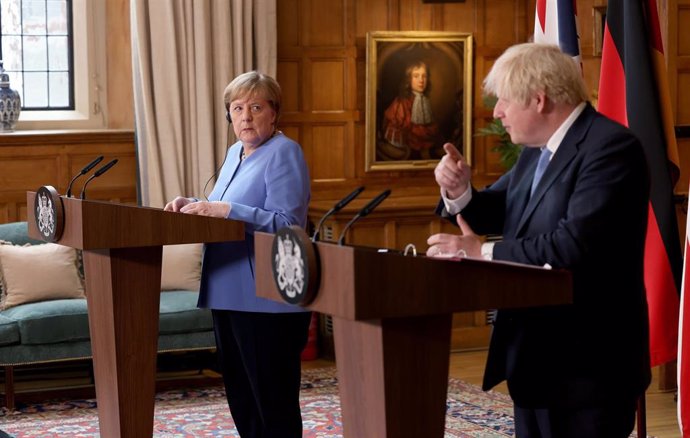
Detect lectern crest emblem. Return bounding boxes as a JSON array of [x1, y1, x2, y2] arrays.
[[36, 191, 56, 237], [270, 226, 319, 306], [33, 185, 64, 242], [275, 233, 305, 298]]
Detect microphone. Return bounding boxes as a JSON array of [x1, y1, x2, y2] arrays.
[[66, 156, 104, 197], [80, 159, 118, 200], [312, 186, 365, 242], [337, 189, 391, 245]]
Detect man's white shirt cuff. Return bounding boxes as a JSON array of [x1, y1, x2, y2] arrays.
[[481, 242, 495, 261], [441, 186, 472, 215]]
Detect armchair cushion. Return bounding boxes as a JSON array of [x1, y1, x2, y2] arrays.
[[0, 243, 85, 310], [0, 314, 19, 346], [1, 292, 214, 346], [161, 244, 202, 291], [158, 291, 213, 334], [2, 299, 90, 345]]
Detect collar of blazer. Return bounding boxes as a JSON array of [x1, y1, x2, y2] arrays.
[[514, 104, 597, 235]]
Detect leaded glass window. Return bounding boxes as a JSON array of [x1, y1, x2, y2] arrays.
[[0, 0, 73, 110]]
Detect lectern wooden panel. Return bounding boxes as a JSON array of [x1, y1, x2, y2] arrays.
[[27, 192, 244, 438], [255, 231, 572, 437]]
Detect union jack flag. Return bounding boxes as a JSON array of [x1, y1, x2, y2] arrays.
[[533, 0, 581, 65]]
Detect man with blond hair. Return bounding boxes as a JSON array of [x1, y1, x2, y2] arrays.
[[427, 43, 651, 437]]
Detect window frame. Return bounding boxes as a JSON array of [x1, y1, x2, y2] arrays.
[[12, 0, 107, 130]]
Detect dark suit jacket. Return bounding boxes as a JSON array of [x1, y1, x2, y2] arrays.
[[441, 104, 651, 408]]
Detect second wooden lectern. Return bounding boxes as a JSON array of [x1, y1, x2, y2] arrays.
[[27, 192, 244, 438], [255, 231, 572, 437]]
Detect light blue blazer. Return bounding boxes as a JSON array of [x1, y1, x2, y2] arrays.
[[197, 133, 311, 313]]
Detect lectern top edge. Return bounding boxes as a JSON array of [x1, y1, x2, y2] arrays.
[[254, 231, 573, 320], [27, 191, 245, 249]]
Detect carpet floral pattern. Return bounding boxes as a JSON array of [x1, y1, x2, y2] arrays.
[[0, 367, 644, 437]]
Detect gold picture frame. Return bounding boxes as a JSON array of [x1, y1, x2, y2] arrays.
[[365, 31, 473, 172]]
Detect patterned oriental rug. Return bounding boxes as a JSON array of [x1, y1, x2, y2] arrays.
[[0, 367, 646, 438]]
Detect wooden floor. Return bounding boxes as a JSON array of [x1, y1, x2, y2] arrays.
[[305, 349, 681, 438]]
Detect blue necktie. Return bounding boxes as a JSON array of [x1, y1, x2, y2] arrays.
[[531, 147, 552, 196]]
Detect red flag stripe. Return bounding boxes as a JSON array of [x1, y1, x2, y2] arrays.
[[537, 0, 547, 33], [646, 0, 665, 54], [645, 203, 681, 365], [596, 25, 627, 126]]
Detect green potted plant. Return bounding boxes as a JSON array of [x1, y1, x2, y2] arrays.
[[475, 96, 523, 170]]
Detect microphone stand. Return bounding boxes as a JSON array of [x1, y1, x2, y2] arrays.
[[80, 159, 119, 200], [337, 189, 391, 245], [66, 156, 104, 197], [312, 186, 365, 242], [337, 214, 362, 246]]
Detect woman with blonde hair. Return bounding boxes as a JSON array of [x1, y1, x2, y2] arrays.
[[166, 71, 311, 438]]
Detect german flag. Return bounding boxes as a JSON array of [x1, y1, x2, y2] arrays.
[[597, 0, 681, 368]]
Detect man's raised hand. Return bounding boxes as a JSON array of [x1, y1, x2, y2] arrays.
[[434, 143, 471, 199]]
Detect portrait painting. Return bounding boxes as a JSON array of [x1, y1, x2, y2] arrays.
[[365, 31, 473, 172]]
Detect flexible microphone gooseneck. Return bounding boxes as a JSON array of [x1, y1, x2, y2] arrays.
[[337, 189, 391, 245], [80, 159, 119, 200], [312, 186, 365, 242], [66, 156, 104, 197]]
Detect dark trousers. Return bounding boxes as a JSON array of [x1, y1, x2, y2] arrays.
[[513, 398, 637, 438], [212, 309, 311, 438]]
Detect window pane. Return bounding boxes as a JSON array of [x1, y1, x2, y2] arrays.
[[1, 0, 22, 35], [46, 0, 67, 35], [47, 36, 67, 70], [23, 71, 48, 107], [22, 0, 47, 35], [23, 35, 47, 70], [8, 72, 23, 103], [1, 0, 75, 112], [2, 36, 23, 70], [48, 71, 68, 106]]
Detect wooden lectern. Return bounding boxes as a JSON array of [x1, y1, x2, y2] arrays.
[[27, 192, 244, 438], [255, 232, 572, 437]]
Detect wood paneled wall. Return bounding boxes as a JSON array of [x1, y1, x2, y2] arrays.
[[91, 0, 690, 197], [0, 131, 137, 224], [6, 0, 684, 206], [670, 0, 690, 190], [277, 0, 609, 202], [8, 0, 683, 212], [278, 0, 689, 351], [277, 0, 690, 199], [669, 0, 690, 127]]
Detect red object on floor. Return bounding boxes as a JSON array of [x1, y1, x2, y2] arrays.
[[301, 312, 319, 361]]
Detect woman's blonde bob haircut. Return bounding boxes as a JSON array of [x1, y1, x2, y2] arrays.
[[483, 43, 588, 106], [223, 71, 282, 122]]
